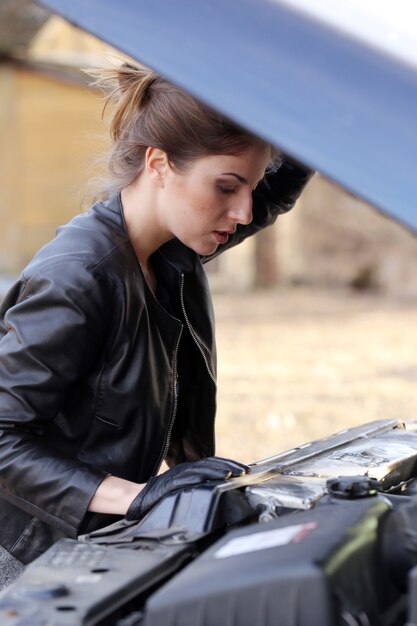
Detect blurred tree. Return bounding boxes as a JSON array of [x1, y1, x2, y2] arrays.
[[254, 227, 280, 287]]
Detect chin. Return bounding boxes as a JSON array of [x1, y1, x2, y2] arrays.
[[197, 243, 219, 256], [183, 239, 219, 257]]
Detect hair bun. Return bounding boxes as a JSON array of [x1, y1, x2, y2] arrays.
[[117, 63, 157, 105]]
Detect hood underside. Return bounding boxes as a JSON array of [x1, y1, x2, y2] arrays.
[[38, 0, 417, 233]]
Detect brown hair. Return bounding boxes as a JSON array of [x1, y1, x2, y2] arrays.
[[89, 63, 268, 197]]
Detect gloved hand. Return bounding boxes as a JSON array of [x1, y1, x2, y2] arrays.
[[126, 456, 250, 520], [381, 499, 417, 591]]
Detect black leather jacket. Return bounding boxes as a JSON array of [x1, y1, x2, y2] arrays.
[[0, 160, 312, 564]]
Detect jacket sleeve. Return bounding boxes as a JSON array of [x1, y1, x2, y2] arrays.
[[0, 262, 110, 537], [202, 158, 314, 263]]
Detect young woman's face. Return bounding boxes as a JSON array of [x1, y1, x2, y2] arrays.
[[159, 142, 271, 256]]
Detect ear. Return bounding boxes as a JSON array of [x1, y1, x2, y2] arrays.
[[144, 147, 169, 185]]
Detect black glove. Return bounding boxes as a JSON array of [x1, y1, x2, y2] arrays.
[[126, 456, 250, 520], [381, 499, 417, 591]]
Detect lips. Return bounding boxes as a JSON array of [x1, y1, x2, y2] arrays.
[[213, 231, 230, 244]]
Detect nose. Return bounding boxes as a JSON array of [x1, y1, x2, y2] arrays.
[[229, 194, 253, 226]]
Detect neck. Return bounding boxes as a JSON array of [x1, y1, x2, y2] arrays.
[[121, 176, 173, 267]]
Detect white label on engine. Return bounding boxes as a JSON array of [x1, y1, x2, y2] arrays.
[[214, 522, 317, 559]]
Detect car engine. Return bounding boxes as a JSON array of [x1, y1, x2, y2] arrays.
[[2, 418, 417, 626]]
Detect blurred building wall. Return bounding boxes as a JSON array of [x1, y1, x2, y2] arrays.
[[279, 176, 417, 298], [0, 61, 105, 273]]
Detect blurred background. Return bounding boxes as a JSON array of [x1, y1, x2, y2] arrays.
[[2, 0, 417, 462]]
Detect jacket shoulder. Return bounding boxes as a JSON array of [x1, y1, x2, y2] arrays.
[[23, 195, 135, 282]]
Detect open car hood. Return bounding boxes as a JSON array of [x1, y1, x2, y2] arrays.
[[38, 0, 417, 233]]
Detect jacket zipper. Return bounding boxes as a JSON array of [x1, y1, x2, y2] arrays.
[[179, 272, 216, 456], [152, 272, 217, 475], [152, 324, 183, 476], [179, 273, 217, 385]]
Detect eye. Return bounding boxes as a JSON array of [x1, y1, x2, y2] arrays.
[[218, 185, 237, 195]]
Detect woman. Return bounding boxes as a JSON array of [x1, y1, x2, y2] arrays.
[[0, 64, 312, 578]]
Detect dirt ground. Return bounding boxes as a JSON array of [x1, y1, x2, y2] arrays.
[[211, 286, 417, 464]]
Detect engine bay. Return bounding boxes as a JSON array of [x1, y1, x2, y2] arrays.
[[2, 418, 417, 626]]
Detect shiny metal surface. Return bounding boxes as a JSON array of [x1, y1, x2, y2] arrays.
[[218, 419, 417, 510]]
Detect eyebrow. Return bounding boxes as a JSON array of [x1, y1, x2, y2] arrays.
[[220, 172, 248, 184]]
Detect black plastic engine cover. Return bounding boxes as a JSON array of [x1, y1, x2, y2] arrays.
[[0, 531, 197, 626], [143, 497, 391, 626]]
